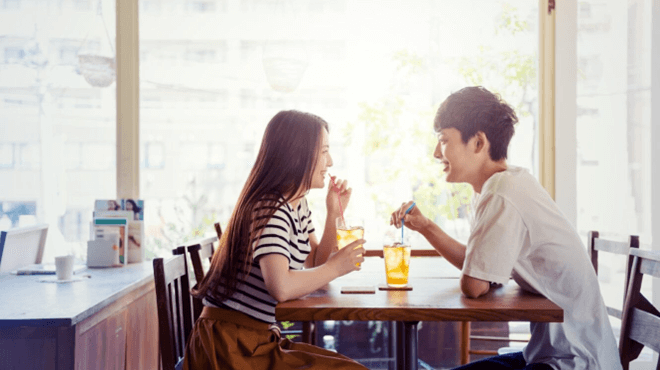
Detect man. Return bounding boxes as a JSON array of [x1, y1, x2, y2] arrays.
[[391, 86, 621, 370]]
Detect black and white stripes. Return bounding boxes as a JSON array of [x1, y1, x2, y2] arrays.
[[204, 197, 315, 323]]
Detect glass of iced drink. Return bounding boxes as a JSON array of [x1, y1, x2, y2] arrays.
[[336, 217, 364, 250], [383, 242, 411, 287]]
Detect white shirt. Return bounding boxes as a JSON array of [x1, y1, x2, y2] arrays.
[[462, 166, 622, 370]]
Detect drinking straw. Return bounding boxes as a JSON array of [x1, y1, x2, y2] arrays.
[[401, 202, 416, 244], [330, 175, 346, 226]]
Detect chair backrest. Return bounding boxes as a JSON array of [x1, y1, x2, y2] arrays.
[[173, 235, 218, 321], [0, 224, 48, 273], [183, 236, 218, 283], [214, 221, 222, 241], [173, 234, 219, 281], [153, 254, 195, 370], [588, 231, 639, 318], [619, 248, 660, 370]]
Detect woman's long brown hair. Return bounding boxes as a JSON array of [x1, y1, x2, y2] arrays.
[[192, 110, 329, 302]]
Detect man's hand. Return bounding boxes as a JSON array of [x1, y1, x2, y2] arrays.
[[390, 201, 429, 232]]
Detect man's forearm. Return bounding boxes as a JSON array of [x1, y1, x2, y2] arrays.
[[418, 221, 466, 270]]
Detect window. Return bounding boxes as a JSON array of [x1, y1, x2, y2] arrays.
[[58, 44, 80, 65], [306, 0, 345, 13], [1, 0, 20, 11], [241, 0, 280, 13], [142, 141, 165, 169], [183, 42, 227, 64], [138, 1, 540, 259], [15, 143, 40, 169], [0, 143, 14, 167], [207, 143, 225, 169], [72, 0, 91, 11], [574, 0, 655, 365], [140, 0, 161, 14], [185, 0, 223, 13], [240, 40, 261, 62], [4, 46, 24, 62], [0, 0, 117, 259], [0, 201, 36, 231]]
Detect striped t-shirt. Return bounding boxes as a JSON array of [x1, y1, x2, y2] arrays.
[[204, 197, 315, 323]]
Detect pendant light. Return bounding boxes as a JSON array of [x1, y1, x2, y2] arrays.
[[262, 41, 308, 93], [261, 0, 308, 93], [78, 0, 116, 88]]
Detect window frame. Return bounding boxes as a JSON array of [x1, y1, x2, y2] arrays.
[[116, 5, 660, 365]]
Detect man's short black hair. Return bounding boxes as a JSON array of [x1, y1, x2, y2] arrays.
[[434, 86, 518, 161]]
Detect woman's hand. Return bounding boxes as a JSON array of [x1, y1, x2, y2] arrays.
[[325, 239, 365, 276], [326, 176, 352, 219], [390, 201, 429, 232]]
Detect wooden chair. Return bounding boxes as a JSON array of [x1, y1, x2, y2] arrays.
[[172, 220, 222, 283], [214, 221, 222, 241], [619, 248, 660, 370], [153, 254, 195, 370], [179, 236, 218, 284], [588, 231, 639, 318], [173, 224, 315, 344], [173, 235, 218, 320]]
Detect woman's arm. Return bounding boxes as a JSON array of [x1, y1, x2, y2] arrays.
[[306, 221, 337, 268], [260, 241, 364, 302], [306, 176, 352, 268]]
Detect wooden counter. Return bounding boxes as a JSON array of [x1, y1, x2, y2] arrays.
[[0, 262, 159, 370]]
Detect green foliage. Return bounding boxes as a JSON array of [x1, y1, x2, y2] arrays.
[[356, 98, 404, 155], [280, 321, 300, 341], [450, 1, 538, 172], [347, 93, 471, 225], [146, 178, 218, 257], [453, 3, 537, 114], [392, 50, 427, 76], [344, 1, 535, 229], [496, 3, 530, 35]]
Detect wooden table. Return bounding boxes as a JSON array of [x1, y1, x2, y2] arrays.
[[276, 257, 563, 370], [0, 262, 159, 370]]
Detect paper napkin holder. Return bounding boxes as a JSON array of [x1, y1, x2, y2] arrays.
[[87, 238, 120, 267]]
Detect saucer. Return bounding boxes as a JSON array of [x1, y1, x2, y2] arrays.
[[39, 275, 90, 283]]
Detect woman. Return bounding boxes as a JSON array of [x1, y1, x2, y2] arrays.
[[184, 110, 367, 370], [124, 199, 142, 221]]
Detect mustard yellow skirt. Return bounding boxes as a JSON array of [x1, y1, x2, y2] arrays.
[[183, 306, 368, 370]]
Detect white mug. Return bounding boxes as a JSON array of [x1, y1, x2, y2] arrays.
[[55, 255, 75, 281]]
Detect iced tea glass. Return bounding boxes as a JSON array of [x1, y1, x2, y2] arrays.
[[383, 243, 411, 287], [336, 217, 364, 250], [336, 217, 364, 267]]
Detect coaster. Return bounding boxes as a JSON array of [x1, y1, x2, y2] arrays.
[[378, 284, 412, 291], [39, 275, 90, 283], [341, 285, 376, 294]]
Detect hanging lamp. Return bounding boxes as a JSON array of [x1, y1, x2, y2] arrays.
[[261, 0, 308, 93], [262, 40, 308, 93], [78, 0, 116, 88]]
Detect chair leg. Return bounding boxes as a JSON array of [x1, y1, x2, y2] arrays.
[[302, 321, 316, 345], [460, 321, 470, 365]]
